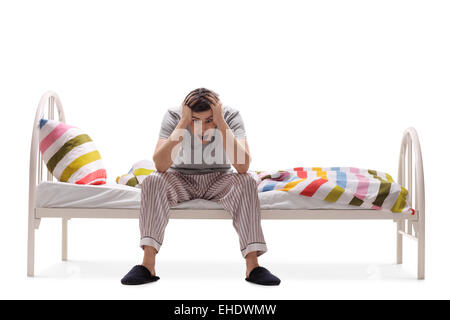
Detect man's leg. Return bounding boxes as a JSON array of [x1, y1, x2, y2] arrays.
[[205, 173, 267, 258], [202, 173, 277, 277], [122, 171, 194, 285], [203, 172, 280, 285], [139, 171, 195, 271], [141, 246, 158, 277], [245, 251, 259, 277]]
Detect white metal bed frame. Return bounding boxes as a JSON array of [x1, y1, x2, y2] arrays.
[[27, 91, 426, 279]]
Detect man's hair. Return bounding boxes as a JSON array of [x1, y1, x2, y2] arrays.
[[184, 88, 219, 113]]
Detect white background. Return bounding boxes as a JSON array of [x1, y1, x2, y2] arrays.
[[1, 0, 449, 299]]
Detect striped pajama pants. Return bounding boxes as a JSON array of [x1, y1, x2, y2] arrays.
[[139, 170, 268, 258]]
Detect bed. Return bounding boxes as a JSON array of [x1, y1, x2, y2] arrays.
[[28, 91, 426, 279]]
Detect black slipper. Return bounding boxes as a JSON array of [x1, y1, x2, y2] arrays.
[[245, 266, 281, 286], [121, 265, 160, 285]]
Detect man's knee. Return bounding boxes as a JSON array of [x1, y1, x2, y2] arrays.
[[233, 173, 257, 188], [142, 172, 166, 189]]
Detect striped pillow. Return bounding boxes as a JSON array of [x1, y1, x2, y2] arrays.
[[39, 119, 107, 185]]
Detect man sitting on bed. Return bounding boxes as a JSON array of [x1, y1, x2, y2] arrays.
[[121, 88, 281, 286]]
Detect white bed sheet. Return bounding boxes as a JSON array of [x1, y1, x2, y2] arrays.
[[35, 181, 367, 210]]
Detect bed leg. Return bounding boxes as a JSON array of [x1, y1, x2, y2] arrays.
[[62, 218, 68, 261], [27, 220, 35, 277], [418, 238, 425, 280], [418, 218, 425, 280], [396, 220, 404, 264]]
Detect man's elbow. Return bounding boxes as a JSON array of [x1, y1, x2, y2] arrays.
[[154, 163, 168, 173], [153, 156, 168, 172], [239, 157, 251, 173], [236, 164, 250, 174]]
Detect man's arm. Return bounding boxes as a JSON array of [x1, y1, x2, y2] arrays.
[[216, 120, 251, 174], [206, 95, 251, 174], [153, 104, 192, 172]]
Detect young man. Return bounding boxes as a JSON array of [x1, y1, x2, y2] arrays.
[[121, 88, 280, 286]]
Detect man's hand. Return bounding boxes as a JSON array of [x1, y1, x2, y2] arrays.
[[202, 93, 251, 173], [204, 93, 225, 127], [211, 100, 225, 127], [179, 92, 195, 127], [180, 101, 192, 127], [154, 97, 192, 172]]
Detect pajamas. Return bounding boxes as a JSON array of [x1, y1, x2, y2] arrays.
[[139, 170, 268, 258]]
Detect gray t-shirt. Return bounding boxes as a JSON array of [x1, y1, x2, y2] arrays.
[[158, 106, 247, 174]]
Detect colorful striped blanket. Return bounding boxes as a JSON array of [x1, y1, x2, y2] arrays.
[[116, 161, 411, 214], [253, 167, 410, 213]]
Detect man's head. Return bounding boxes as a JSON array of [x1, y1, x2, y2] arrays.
[[183, 88, 220, 143], [184, 87, 219, 112]]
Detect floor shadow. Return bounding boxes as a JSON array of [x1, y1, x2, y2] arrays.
[[37, 260, 133, 279], [268, 262, 415, 281], [36, 259, 415, 281]]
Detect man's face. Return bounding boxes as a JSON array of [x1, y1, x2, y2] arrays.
[[188, 109, 216, 144]]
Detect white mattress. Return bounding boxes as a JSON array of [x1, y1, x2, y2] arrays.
[[35, 181, 366, 210]]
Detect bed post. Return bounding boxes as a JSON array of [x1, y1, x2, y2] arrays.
[[413, 128, 426, 280], [28, 92, 66, 276], [397, 127, 425, 279]]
